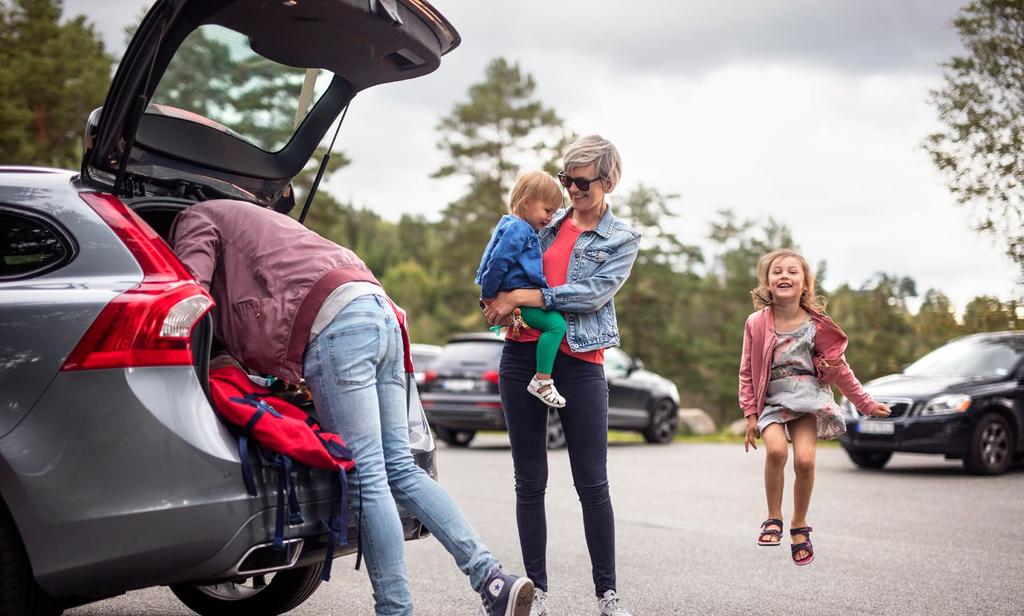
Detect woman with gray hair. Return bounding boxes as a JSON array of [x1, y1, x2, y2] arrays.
[[483, 135, 640, 616]]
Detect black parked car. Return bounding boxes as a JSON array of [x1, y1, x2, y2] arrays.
[[840, 331, 1024, 475], [420, 333, 680, 448]]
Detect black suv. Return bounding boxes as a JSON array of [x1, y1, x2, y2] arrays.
[[419, 333, 681, 448], [840, 331, 1024, 475]]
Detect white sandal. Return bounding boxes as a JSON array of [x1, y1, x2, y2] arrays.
[[527, 377, 566, 408]]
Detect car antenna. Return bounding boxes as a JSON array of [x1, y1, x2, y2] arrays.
[[297, 103, 349, 225]]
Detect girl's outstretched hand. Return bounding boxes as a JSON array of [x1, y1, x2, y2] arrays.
[[864, 403, 892, 418], [743, 416, 760, 452]]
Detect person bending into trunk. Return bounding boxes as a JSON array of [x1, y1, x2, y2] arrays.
[[171, 199, 533, 616], [477, 170, 567, 408]]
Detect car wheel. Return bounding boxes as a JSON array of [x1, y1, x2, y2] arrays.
[[642, 398, 678, 444], [547, 409, 566, 449], [435, 427, 476, 447], [844, 448, 892, 469], [964, 413, 1013, 475], [170, 564, 323, 616], [0, 502, 62, 616]]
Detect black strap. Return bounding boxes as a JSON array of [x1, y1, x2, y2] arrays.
[[320, 469, 351, 582], [271, 455, 304, 552], [238, 434, 258, 496], [273, 455, 288, 550]]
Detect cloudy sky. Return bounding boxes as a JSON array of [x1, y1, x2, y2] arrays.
[[69, 0, 1020, 312]]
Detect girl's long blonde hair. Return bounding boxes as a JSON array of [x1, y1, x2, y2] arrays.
[[750, 248, 828, 314]]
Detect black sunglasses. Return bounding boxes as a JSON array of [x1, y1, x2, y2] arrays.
[[557, 172, 605, 192]]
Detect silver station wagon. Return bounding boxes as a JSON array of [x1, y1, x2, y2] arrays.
[[0, 0, 458, 614]]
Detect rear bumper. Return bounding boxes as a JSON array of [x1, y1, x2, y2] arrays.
[[0, 367, 433, 600], [421, 394, 506, 431], [840, 414, 971, 457]]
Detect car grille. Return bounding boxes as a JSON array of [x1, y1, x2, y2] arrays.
[[876, 399, 913, 418]]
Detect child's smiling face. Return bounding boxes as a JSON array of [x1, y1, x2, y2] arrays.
[[768, 255, 806, 303], [520, 199, 559, 231]]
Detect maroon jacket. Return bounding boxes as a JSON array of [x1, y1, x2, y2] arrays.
[[171, 199, 382, 382], [738, 306, 876, 418]]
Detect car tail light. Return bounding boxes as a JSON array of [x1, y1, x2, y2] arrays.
[[482, 370, 500, 385], [61, 193, 214, 371], [423, 369, 438, 385]]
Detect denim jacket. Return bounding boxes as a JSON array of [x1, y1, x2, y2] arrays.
[[475, 215, 547, 299], [538, 206, 640, 352]]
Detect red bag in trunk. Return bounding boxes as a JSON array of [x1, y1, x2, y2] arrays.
[[208, 365, 356, 581]]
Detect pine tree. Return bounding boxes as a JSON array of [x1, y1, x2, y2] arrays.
[[432, 58, 571, 327], [925, 0, 1024, 276], [0, 0, 112, 168]]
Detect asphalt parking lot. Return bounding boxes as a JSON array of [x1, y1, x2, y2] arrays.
[[70, 435, 1024, 615]]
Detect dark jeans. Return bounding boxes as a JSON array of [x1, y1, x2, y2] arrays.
[[499, 340, 616, 596]]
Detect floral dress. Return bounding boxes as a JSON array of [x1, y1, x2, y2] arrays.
[[756, 320, 846, 440]]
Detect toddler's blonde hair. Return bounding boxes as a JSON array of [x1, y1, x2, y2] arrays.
[[751, 248, 827, 313], [509, 170, 563, 216]]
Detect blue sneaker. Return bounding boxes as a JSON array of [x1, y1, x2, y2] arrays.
[[478, 565, 534, 616]]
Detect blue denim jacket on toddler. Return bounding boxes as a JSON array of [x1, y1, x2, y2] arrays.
[[537, 206, 641, 352], [475, 215, 547, 299]]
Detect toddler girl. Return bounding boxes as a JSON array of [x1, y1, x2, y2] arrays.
[[476, 171, 568, 408]]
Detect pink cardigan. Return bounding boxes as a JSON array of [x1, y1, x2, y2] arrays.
[[738, 306, 876, 418]]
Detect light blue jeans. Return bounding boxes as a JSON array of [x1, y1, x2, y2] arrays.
[[303, 294, 497, 615]]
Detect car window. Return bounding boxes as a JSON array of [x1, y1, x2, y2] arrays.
[[905, 337, 1024, 379], [434, 341, 503, 369], [604, 347, 631, 377], [147, 25, 334, 152], [411, 352, 438, 369], [0, 210, 70, 279]]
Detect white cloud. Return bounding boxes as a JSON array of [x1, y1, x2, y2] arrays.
[[65, 0, 1021, 312]]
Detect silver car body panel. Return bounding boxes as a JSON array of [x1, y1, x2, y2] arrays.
[[0, 171, 142, 436]]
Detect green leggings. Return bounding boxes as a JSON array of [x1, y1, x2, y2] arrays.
[[519, 306, 567, 375]]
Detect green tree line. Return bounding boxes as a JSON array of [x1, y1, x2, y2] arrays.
[[3, 1, 1021, 426]]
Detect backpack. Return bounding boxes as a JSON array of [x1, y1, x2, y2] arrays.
[[208, 365, 356, 581]]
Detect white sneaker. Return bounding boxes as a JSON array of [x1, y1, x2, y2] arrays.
[[530, 589, 549, 616], [527, 377, 566, 408], [598, 590, 632, 616]]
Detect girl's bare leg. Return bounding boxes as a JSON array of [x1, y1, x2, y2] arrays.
[[789, 413, 818, 561], [760, 422, 788, 542]]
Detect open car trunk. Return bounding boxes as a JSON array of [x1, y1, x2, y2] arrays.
[[82, 0, 459, 207]]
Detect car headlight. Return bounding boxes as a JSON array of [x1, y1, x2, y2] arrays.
[[920, 394, 972, 416]]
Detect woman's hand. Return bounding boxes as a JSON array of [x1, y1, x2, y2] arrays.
[[744, 415, 760, 452], [482, 292, 515, 326], [483, 289, 543, 325], [863, 403, 892, 418]]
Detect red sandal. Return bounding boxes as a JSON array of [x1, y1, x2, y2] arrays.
[[790, 526, 814, 565], [757, 518, 783, 546]]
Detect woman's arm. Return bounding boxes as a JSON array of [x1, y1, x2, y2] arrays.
[[483, 289, 542, 325], [541, 234, 641, 313]]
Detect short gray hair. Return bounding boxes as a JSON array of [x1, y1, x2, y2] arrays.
[[562, 134, 622, 193]]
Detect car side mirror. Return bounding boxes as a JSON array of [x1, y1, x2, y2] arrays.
[[630, 358, 644, 374]]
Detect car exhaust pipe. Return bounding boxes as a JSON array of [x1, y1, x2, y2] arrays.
[[233, 538, 304, 576]]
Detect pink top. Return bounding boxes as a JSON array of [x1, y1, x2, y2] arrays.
[[512, 218, 604, 365], [738, 306, 876, 418]]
